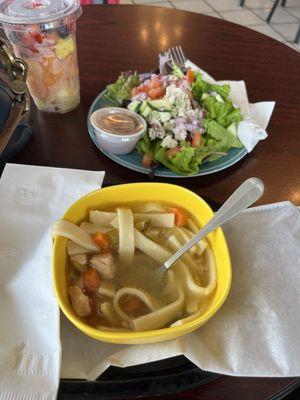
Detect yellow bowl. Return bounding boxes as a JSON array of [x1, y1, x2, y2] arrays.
[[52, 183, 231, 344]]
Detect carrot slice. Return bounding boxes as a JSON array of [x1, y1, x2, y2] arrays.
[[92, 232, 110, 249], [83, 268, 100, 290], [186, 68, 195, 84], [168, 207, 188, 227], [120, 295, 145, 316]]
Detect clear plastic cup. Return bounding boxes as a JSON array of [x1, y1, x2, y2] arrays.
[[0, 0, 82, 113]]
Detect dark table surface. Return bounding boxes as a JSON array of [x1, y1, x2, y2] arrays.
[[10, 4, 300, 399]]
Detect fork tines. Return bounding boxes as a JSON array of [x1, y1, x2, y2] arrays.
[[169, 46, 187, 68]]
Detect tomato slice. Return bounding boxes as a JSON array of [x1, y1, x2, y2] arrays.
[[30, 32, 43, 44], [142, 153, 153, 168], [148, 86, 165, 99], [20, 33, 39, 53], [132, 76, 165, 99], [192, 132, 202, 148], [149, 76, 162, 89], [166, 147, 181, 158], [186, 68, 195, 84]]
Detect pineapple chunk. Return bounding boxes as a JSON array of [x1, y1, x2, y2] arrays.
[[54, 87, 79, 112], [55, 37, 75, 60]]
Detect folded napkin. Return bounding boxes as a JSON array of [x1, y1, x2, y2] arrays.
[[185, 60, 275, 152], [61, 201, 300, 380], [0, 164, 105, 400]]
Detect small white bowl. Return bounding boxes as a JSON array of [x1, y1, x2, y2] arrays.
[[90, 107, 147, 155]]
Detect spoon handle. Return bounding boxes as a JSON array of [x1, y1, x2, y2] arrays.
[[163, 177, 264, 271]]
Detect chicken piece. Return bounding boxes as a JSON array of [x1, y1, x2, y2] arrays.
[[90, 253, 116, 279], [71, 253, 87, 265], [68, 285, 91, 317]]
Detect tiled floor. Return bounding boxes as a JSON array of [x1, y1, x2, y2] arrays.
[[120, 0, 300, 52]]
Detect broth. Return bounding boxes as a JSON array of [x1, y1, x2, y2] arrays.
[[64, 202, 217, 331]]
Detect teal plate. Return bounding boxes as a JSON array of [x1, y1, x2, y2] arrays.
[[87, 90, 248, 178]]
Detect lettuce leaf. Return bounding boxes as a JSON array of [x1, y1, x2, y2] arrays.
[[194, 138, 229, 164], [154, 136, 237, 176], [154, 146, 199, 175], [225, 107, 243, 126], [191, 73, 210, 100], [137, 132, 153, 155], [106, 72, 140, 105], [192, 72, 243, 133], [210, 83, 230, 99], [170, 147, 199, 173], [137, 133, 162, 162], [204, 120, 243, 149], [192, 72, 230, 101], [202, 96, 243, 128]]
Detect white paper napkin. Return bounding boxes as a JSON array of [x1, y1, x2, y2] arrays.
[[185, 201, 300, 376], [185, 60, 275, 152], [0, 164, 105, 400]]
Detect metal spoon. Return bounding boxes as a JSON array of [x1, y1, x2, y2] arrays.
[[162, 177, 264, 271]]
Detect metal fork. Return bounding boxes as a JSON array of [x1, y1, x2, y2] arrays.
[[169, 46, 187, 70]]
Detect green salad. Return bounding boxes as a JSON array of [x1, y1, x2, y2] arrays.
[[106, 66, 243, 175]]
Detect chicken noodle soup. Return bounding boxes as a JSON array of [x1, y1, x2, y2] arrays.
[[52, 202, 217, 331]]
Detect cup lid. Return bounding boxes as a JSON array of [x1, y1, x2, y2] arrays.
[[0, 0, 81, 26]]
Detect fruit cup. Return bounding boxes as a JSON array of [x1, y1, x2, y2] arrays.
[[0, 0, 82, 114]]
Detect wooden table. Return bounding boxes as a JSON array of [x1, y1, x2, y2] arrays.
[[11, 4, 300, 399]]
